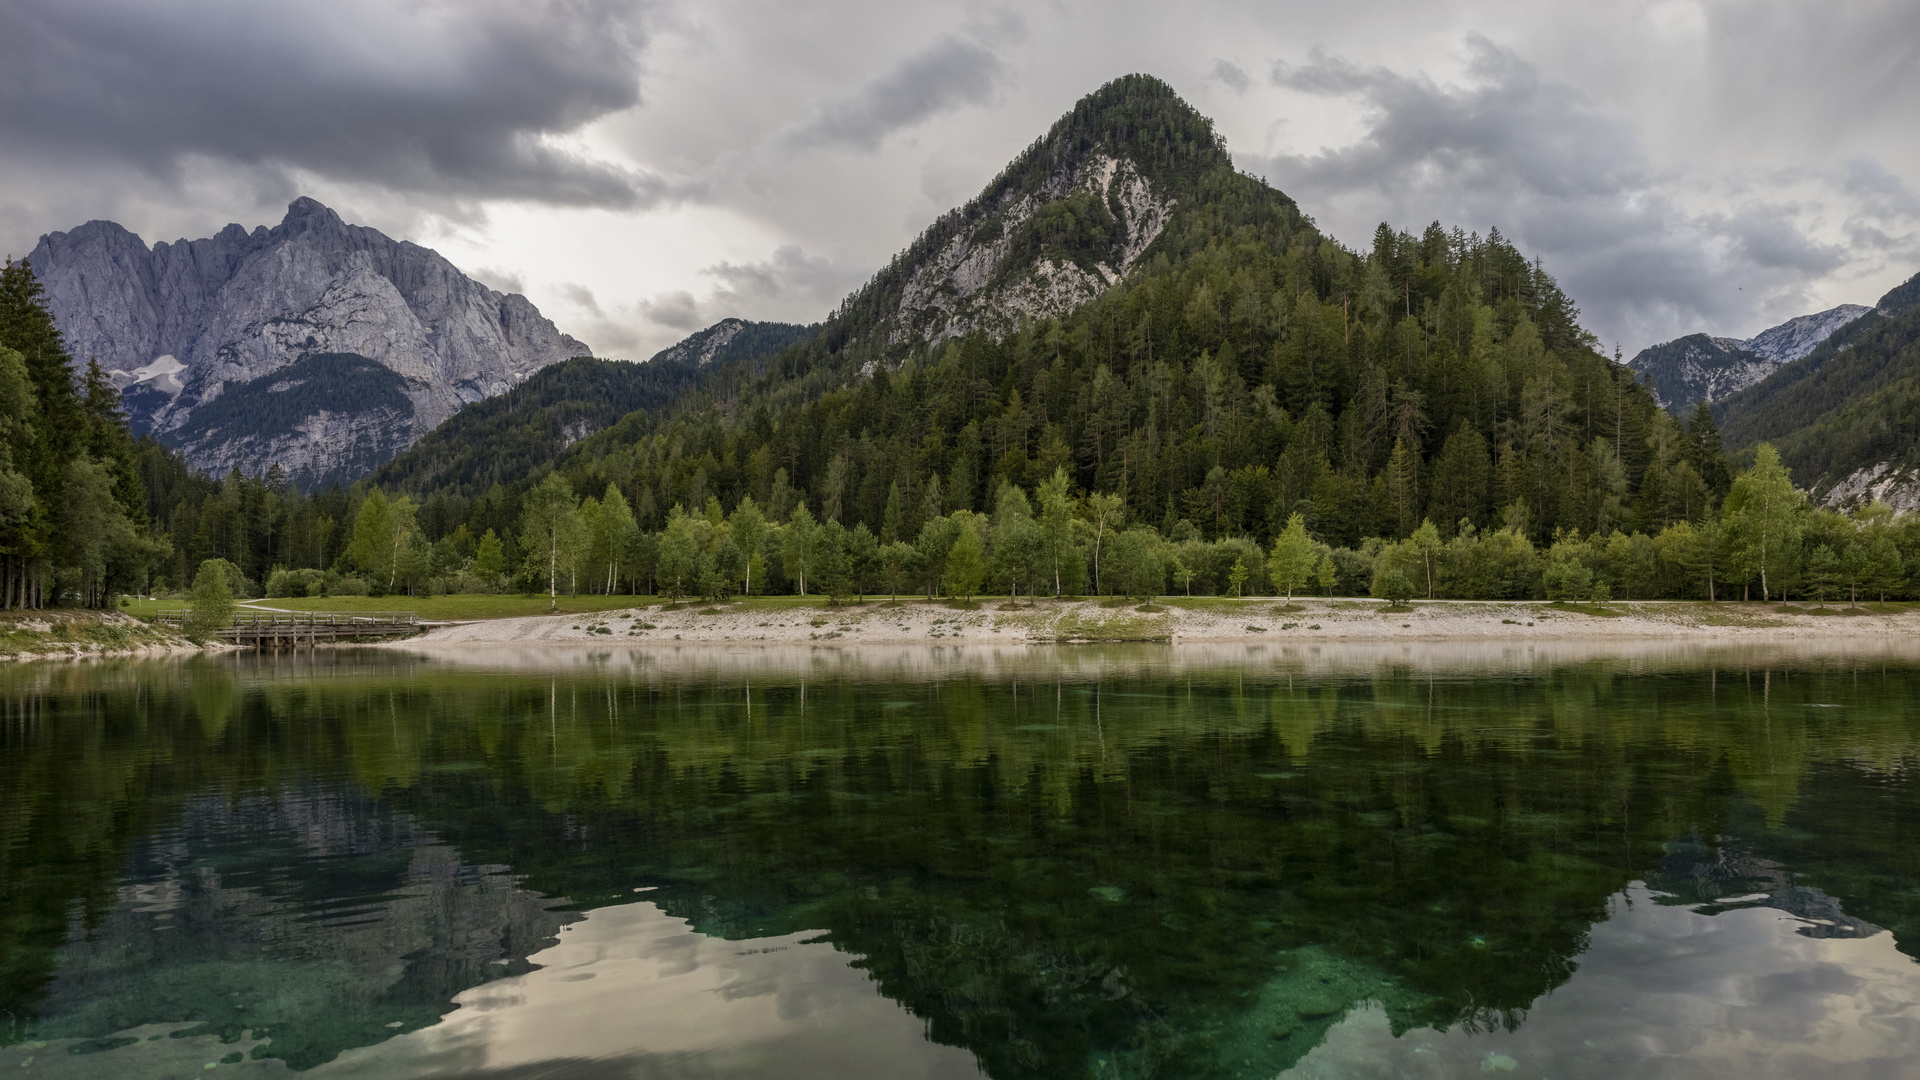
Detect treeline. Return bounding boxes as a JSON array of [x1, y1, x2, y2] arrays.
[[0, 261, 163, 607], [167, 438, 1920, 610]]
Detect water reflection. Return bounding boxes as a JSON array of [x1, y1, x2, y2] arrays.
[[1, 643, 1918, 1078]]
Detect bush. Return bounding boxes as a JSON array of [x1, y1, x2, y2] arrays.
[[325, 571, 371, 597], [1376, 568, 1416, 607], [267, 567, 326, 598]]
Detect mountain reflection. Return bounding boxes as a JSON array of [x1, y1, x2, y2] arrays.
[[2, 644, 1918, 1078]]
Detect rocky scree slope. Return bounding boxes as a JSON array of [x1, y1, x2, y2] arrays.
[[1628, 304, 1869, 410], [1713, 271, 1920, 510], [25, 198, 588, 486]]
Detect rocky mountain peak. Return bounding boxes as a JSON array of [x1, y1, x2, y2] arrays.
[[27, 198, 588, 487], [283, 195, 335, 222], [1737, 304, 1871, 364], [833, 75, 1233, 368]]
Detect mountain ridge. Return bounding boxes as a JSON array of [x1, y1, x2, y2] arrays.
[[371, 319, 814, 498], [25, 198, 588, 486], [1714, 269, 1920, 510], [1627, 303, 1870, 410]]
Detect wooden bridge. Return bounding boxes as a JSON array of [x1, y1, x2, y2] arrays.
[[157, 610, 421, 648]]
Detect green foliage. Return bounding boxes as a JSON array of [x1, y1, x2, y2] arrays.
[[1722, 444, 1804, 601], [0, 261, 161, 607], [942, 515, 988, 601], [1542, 558, 1594, 603], [1375, 567, 1415, 607], [186, 558, 236, 634], [1267, 512, 1317, 599], [1105, 527, 1165, 600], [517, 474, 583, 606]]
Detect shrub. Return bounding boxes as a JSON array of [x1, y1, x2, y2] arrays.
[[1376, 568, 1415, 607]]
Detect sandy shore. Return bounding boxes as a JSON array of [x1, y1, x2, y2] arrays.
[[395, 597, 1920, 649]]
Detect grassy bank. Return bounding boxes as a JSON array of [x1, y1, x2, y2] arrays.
[[0, 610, 193, 658]]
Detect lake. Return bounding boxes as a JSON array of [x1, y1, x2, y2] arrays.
[[2, 642, 1918, 1078]]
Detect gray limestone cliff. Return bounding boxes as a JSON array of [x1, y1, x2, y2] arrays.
[[26, 198, 588, 486]]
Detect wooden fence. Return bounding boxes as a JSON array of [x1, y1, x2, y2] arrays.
[[156, 610, 420, 647]]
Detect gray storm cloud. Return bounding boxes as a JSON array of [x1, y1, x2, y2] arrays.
[[4, 0, 1915, 359], [1241, 36, 1864, 350], [790, 36, 1009, 152], [0, 0, 660, 207]]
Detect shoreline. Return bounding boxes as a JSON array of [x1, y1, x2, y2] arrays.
[[388, 596, 1920, 649], [0, 610, 212, 663]]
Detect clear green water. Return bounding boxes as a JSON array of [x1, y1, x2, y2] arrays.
[[3, 644, 1919, 1078]]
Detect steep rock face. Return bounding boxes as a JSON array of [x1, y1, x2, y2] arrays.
[[26, 198, 588, 480], [887, 154, 1174, 350], [1820, 462, 1920, 513], [809, 75, 1236, 377]]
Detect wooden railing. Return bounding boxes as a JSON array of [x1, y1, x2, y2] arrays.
[[155, 611, 420, 646], [156, 610, 419, 629]]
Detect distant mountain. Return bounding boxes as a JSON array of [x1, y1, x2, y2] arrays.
[[651, 318, 815, 368], [1714, 271, 1920, 510], [1627, 304, 1869, 409], [372, 319, 813, 498], [1625, 335, 1773, 410], [25, 198, 588, 487], [1739, 304, 1870, 363]]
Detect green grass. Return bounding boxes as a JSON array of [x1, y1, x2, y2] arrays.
[[1160, 596, 1272, 611], [0, 610, 181, 656], [118, 596, 166, 621]]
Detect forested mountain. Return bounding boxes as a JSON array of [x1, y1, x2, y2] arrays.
[[648, 318, 815, 368], [1715, 269, 1920, 510], [132, 76, 1920, 608], [25, 198, 587, 484], [1627, 304, 1869, 410], [543, 74, 1660, 551], [371, 320, 813, 498]]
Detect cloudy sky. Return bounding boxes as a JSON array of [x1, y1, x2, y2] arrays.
[[4, 0, 1917, 360]]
